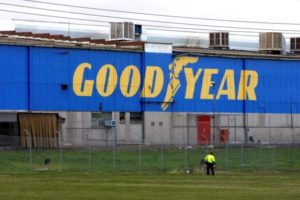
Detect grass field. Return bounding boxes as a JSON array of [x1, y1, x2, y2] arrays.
[[0, 147, 300, 199], [0, 172, 300, 200]]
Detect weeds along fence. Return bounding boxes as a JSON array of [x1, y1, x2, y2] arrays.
[[0, 135, 300, 174]]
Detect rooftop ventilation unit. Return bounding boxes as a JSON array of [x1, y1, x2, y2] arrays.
[[290, 37, 300, 53], [110, 22, 134, 41], [259, 32, 285, 54], [134, 24, 142, 40], [209, 32, 229, 49]]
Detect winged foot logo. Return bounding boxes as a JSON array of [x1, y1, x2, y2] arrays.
[[161, 57, 199, 110]]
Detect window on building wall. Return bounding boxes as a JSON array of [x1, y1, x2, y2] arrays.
[[130, 112, 143, 124], [119, 112, 125, 124], [91, 112, 112, 127]]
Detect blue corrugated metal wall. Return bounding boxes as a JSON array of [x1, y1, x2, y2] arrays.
[[0, 44, 300, 113], [0, 45, 28, 110], [29, 47, 142, 111]]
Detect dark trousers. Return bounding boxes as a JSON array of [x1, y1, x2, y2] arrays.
[[206, 163, 215, 175]]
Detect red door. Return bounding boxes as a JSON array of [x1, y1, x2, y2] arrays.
[[197, 116, 211, 145]]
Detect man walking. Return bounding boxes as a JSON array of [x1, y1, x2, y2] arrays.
[[204, 152, 216, 175]]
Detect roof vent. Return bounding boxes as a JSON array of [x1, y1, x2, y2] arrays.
[[110, 22, 134, 41], [259, 32, 285, 54], [134, 24, 142, 40], [209, 32, 229, 49], [290, 37, 300, 53]]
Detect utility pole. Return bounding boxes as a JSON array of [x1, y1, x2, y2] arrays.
[[211, 82, 216, 146]]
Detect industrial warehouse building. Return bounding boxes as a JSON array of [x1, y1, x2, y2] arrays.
[[0, 29, 300, 148]]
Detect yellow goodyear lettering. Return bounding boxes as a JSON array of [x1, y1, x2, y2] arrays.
[[141, 66, 164, 98], [96, 64, 118, 97], [120, 65, 141, 97], [216, 70, 236, 100], [73, 62, 94, 96], [72, 61, 259, 105], [200, 69, 219, 99], [237, 70, 259, 100], [184, 68, 202, 99]]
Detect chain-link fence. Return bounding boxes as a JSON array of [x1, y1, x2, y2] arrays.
[[1, 112, 300, 174], [172, 113, 300, 145], [0, 135, 300, 174], [61, 112, 300, 147]]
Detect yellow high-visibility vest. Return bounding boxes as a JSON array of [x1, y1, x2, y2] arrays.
[[205, 154, 216, 163]]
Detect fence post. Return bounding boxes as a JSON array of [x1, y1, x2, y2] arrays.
[[268, 114, 272, 144], [138, 144, 142, 172], [290, 104, 295, 165], [24, 129, 32, 173], [112, 140, 116, 172], [88, 145, 92, 173], [272, 145, 276, 171], [160, 141, 164, 172], [234, 115, 237, 144], [288, 144, 291, 167], [259, 142, 262, 169], [184, 146, 188, 171], [289, 117, 294, 167], [225, 115, 229, 170], [225, 142, 228, 170], [57, 130, 63, 172], [240, 143, 243, 170]]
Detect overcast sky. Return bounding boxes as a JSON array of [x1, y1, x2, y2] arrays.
[[1, 0, 300, 48], [0, 0, 298, 21]]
